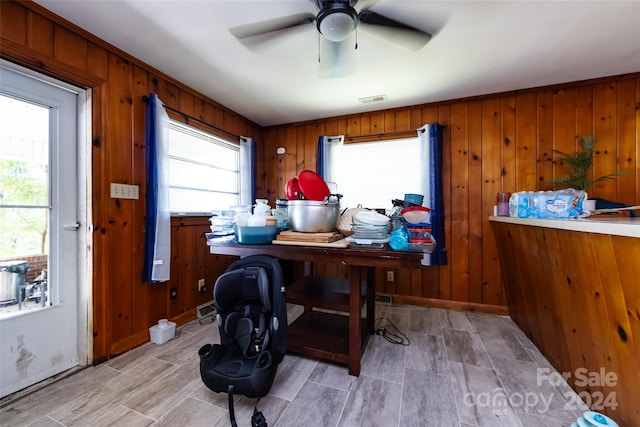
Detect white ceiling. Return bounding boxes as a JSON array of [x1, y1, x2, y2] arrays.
[[34, 0, 640, 127]]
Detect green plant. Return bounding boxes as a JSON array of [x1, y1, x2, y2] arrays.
[[549, 135, 626, 192]]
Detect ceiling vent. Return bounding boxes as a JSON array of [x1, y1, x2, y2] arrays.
[[359, 95, 386, 104]]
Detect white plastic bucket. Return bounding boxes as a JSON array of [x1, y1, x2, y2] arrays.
[[149, 319, 176, 345]]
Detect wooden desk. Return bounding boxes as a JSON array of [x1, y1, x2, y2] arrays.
[[208, 242, 422, 376]]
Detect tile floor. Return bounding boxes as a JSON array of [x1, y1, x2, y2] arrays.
[[0, 304, 587, 427]]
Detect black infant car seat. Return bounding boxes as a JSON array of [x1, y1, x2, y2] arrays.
[[199, 255, 287, 427]]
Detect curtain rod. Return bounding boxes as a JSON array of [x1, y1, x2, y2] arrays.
[[142, 95, 240, 140], [345, 124, 447, 143]]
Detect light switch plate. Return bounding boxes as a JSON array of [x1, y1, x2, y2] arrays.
[[110, 183, 139, 199]]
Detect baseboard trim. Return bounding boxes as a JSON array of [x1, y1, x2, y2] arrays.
[[390, 295, 509, 316]]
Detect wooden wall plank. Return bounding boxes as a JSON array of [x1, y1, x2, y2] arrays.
[[395, 110, 410, 132], [593, 82, 618, 200], [552, 88, 577, 182], [576, 85, 594, 141], [450, 103, 470, 302], [0, 1, 26, 45], [637, 76, 640, 204], [537, 90, 554, 189], [106, 53, 135, 346], [131, 64, 148, 334], [501, 96, 517, 194], [467, 101, 484, 304], [296, 126, 306, 172], [26, 10, 53, 56], [347, 116, 360, 137], [53, 25, 88, 72], [616, 78, 637, 205], [480, 98, 502, 306], [515, 92, 537, 191], [87, 43, 108, 81]]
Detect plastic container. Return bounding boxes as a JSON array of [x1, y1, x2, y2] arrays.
[[234, 225, 278, 244], [509, 189, 588, 218], [149, 319, 176, 345], [496, 192, 511, 216]]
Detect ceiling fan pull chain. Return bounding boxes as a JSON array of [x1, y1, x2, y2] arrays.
[[317, 34, 321, 63], [355, 27, 358, 50]]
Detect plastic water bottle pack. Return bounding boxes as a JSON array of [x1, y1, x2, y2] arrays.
[[509, 189, 588, 218]]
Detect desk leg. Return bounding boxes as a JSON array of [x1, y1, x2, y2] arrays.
[[366, 266, 375, 334], [348, 265, 362, 376]]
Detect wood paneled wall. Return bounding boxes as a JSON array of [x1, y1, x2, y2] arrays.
[[259, 78, 640, 312], [2, 0, 640, 362], [1, 1, 261, 362]]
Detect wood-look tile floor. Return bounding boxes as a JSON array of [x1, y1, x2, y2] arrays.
[[1, 304, 587, 427]]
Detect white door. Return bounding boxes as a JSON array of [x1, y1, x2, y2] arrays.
[[0, 62, 89, 398]]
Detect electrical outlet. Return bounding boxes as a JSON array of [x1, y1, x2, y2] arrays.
[[169, 287, 178, 300], [110, 183, 139, 199], [386, 270, 395, 282], [198, 279, 206, 292]]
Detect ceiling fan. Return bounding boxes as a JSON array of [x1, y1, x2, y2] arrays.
[[229, 0, 432, 52]]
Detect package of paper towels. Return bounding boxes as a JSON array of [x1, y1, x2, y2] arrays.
[[509, 189, 588, 218]]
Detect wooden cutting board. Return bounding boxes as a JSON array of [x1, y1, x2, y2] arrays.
[[276, 230, 343, 243], [272, 238, 349, 248]]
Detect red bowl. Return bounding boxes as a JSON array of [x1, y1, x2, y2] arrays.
[[285, 176, 301, 200]]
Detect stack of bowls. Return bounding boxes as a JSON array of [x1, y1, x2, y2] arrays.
[[351, 210, 390, 239], [207, 210, 236, 243], [404, 193, 424, 206]]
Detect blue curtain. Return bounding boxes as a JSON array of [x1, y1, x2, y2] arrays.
[[418, 123, 448, 265], [239, 136, 256, 205], [142, 93, 170, 283], [317, 135, 343, 182]]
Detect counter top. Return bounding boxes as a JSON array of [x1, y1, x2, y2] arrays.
[[489, 215, 640, 238]]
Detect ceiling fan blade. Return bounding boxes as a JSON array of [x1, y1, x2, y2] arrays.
[[229, 13, 316, 39], [358, 10, 432, 51]]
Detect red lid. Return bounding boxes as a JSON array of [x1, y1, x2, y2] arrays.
[[297, 170, 330, 201]]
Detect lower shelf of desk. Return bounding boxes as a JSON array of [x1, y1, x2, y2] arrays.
[[286, 276, 367, 313], [287, 310, 369, 366]]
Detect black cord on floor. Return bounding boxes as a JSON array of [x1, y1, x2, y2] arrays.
[[374, 317, 410, 346]]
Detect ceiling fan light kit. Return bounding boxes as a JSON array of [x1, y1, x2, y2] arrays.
[[316, 2, 359, 42]]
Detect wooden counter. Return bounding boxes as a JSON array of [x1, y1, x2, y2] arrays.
[[490, 216, 640, 426]]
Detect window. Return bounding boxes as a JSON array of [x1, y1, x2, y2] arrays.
[[167, 120, 240, 214], [326, 137, 425, 212]]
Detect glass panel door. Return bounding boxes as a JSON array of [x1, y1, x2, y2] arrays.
[[0, 63, 86, 398]]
